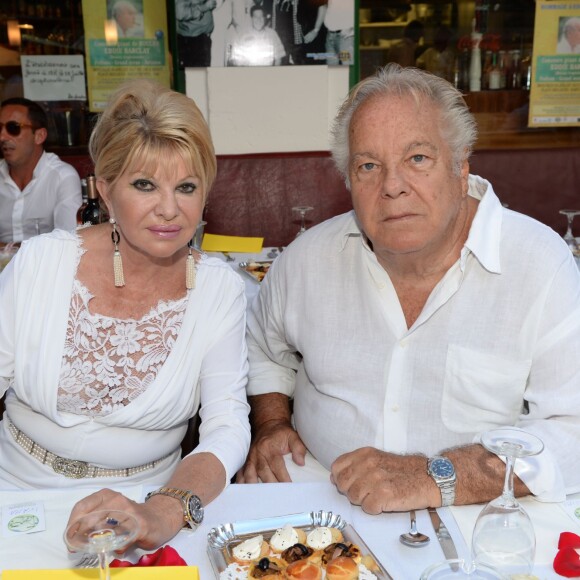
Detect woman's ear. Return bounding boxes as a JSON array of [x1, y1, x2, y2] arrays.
[[96, 178, 113, 217]]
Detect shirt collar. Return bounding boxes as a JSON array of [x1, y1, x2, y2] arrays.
[[339, 210, 364, 252], [463, 173, 503, 274]]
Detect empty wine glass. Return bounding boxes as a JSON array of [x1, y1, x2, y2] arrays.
[[64, 510, 139, 580], [471, 428, 544, 575], [292, 205, 314, 238], [559, 209, 580, 254]]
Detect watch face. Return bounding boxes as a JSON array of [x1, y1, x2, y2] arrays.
[[187, 495, 204, 525], [431, 458, 455, 478]]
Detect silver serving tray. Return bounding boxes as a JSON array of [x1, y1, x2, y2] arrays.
[[207, 510, 393, 579]]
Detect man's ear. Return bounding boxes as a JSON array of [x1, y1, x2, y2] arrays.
[[34, 127, 48, 146]]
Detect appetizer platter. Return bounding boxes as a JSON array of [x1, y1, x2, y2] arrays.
[[238, 261, 273, 283], [207, 510, 393, 579]]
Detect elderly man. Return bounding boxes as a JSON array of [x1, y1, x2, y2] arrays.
[[557, 17, 580, 54], [111, 0, 144, 38], [0, 98, 82, 243], [238, 64, 580, 513]]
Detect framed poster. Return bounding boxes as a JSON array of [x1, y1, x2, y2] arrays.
[[528, 1, 580, 127], [82, 0, 171, 112], [175, 0, 355, 68]]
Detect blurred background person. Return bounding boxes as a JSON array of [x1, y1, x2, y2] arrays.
[[387, 19, 424, 67], [0, 79, 250, 551], [416, 25, 454, 81], [0, 97, 81, 243]]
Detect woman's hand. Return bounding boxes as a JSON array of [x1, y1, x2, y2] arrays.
[[66, 488, 185, 552]]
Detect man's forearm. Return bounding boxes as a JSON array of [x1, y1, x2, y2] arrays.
[[444, 444, 531, 506], [248, 393, 292, 432]]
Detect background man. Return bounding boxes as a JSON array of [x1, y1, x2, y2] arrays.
[[176, 0, 217, 67], [238, 65, 580, 513], [0, 98, 82, 243]]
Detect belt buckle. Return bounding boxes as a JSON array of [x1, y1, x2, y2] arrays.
[[52, 457, 89, 479]]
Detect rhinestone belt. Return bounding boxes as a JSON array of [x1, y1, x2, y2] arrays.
[[7, 418, 168, 479]]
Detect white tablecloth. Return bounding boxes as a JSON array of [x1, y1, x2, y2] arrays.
[[2, 482, 580, 579]]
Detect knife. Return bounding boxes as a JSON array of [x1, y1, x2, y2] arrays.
[[428, 508, 459, 561]]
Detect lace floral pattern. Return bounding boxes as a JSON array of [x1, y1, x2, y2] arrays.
[[57, 280, 188, 417]]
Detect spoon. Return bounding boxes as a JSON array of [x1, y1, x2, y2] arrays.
[[399, 510, 430, 547]]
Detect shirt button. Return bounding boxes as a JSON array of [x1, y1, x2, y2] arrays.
[[400, 338, 408, 348], [392, 404, 400, 412], [378, 282, 386, 289]]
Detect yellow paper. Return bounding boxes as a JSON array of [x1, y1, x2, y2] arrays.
[[201, 234, 263, 254], [3, 567, 198, 580]]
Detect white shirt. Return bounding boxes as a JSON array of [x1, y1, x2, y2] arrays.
[[0, 151, 82, 243], [0, 230, 250, 489], [247, 175, 580, 502]]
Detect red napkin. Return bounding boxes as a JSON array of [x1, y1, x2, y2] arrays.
[[554, 532, 580, 577], [111, 545, 187, 567]]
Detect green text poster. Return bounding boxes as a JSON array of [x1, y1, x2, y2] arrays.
[[83, 0, 171, 112]]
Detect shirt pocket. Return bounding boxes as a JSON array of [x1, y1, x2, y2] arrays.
[[442, 344, 531, 433]]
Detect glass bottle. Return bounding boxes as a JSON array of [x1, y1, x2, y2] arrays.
[[76, 178, 88, 225], [488, 52, 501, 90], [498, 50, 508, 89], [509, 49, 522, 89], [469, 30, 483, 92], [81, 175, 101, 225], [482, 50, 493, 90]]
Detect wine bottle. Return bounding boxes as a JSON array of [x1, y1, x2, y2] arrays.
[[76, 178, 88, 225], [81, 175, 101, 225]]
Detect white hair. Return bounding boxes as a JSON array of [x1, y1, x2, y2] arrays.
[[330, 64, 478, 189]]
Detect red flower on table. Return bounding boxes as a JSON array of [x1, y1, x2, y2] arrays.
[[111, 545, 187, 567], [553, 532, 580, 577]]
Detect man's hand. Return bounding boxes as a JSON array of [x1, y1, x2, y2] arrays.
[[330, 447, 439, 513], [236, 419, 307, 483]]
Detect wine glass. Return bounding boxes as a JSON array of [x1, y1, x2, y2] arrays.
[[420, 558, 507, 579], [64, 510, 139, 580], [559, 209, 580, 255], [292, 206, 314, 238], [471, 428, 544, 575]]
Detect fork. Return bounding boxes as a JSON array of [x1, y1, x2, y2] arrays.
[[222, 252, 235, 262], [75, 553, 99, 568]]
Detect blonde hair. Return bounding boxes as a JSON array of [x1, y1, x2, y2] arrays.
[[89, 79, 216, 198]]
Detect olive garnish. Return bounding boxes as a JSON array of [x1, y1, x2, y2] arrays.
[[258, 557, 270, 571]]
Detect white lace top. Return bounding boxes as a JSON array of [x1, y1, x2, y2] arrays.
[[57, 279, 188, 417]]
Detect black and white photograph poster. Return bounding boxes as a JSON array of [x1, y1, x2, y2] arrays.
[[175, 0, 354, 67]]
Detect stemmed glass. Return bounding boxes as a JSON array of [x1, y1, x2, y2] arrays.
[[559, 209, 580, 254], [292, 205, 314, 238], [471, 428, 544, 575], [64, 510, 139, 580]]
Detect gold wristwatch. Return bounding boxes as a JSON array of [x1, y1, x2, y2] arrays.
[[145, 487, 204, 530]]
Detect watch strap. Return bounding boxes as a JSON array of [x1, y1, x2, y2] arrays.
[[145, 487, 203, 529]]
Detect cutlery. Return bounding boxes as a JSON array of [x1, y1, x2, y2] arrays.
[[399, 510, 430, 547], [222, 252, 235, 262], [75, 554, 99, 568], [428, 508, 458, 560]]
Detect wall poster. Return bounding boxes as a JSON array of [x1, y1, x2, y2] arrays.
[[174, 0, 354, 68], [528, 0, 580, 127], [82, 0, 171, 112]]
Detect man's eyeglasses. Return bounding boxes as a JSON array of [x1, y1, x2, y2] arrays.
[[0, 121, 35, 137]]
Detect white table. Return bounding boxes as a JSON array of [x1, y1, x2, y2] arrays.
[[1, 482, 579, 579]]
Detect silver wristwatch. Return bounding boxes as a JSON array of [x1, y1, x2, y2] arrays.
[[145, 487, 204, 530], [427, 456, 456, 507]]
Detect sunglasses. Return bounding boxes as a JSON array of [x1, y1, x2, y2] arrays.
[[0, 121, 35, 137]]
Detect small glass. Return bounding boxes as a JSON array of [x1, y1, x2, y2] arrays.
[[471, 428, 544, 576], [64, 510, 139, 580], [559, 209, 580, 255], [292, 205, 314, 238]]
